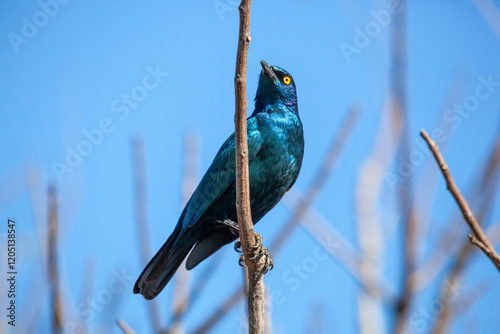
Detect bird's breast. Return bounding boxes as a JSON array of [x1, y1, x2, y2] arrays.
[[248, 111, 304, 211]]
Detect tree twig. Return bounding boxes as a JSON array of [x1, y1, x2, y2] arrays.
[[233, 1, 265, 333], [411, 132, 500, 290], [429, 131, 500, 334], [420, 129, 500, 271]]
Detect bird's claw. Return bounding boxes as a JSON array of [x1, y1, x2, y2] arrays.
[[234, 240, 242, 253], [234, 233, 274, 273]]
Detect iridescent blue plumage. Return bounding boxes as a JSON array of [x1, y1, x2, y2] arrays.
[[134, 61, 304, 299]]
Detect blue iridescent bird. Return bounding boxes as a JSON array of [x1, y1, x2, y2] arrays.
[[134, 60, 304, 299]]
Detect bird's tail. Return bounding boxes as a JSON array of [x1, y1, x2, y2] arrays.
[[133, 224, 196, 300]]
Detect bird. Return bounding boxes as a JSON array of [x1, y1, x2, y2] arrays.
[[134, 60, 304, 300]]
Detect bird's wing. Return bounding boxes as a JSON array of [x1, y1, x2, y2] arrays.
[[181, 117, 262, 230]]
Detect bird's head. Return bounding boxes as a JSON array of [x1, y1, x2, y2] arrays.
[[254, 60, 298, 112]]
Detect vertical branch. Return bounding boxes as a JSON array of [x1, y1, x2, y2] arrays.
[[131, 137, 163, 333], [79, 258, 96, 334], [48, 185, 63, 333], [167, 132, 199, 333], [389, 1, 417, 333], [233, 1, 265, 333]]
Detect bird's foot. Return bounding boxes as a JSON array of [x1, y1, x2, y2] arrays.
[[220, 219, 240, 236], [234, 233, 274, 273]]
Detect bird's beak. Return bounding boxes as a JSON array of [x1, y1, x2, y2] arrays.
[[260, 60, 278, 83]]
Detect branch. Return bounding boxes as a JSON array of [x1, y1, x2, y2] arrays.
[[420, 129, 500, 272], [233, 1, 265, 334], [48, 185, 63, 334], [283, 188, 397, 304], [429, 134, 500, 334], [411, 133, 500, 290]]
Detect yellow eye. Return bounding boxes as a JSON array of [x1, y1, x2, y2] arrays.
[[283, 76, 291, 85]]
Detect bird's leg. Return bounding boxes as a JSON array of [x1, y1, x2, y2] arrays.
[[234, 232, 274, 273], [220, 219, 240, 236]]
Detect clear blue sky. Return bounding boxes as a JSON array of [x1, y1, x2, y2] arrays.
[[1, 1, 500, 333]]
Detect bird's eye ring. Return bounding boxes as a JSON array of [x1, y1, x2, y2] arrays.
[[283, 76, 291, 85]]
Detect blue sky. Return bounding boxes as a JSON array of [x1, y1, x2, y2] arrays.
[[1, 1, 500, 333]]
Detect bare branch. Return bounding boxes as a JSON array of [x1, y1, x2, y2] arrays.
[[411, 133, 500, 290], [420, 129, 500, 271], [429, 133, 500, 334], [233, 1, 266, 333]]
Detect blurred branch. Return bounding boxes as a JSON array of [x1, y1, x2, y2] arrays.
[[79, 258, 96, 333], [167, 132, 199, 333], [303, 302, 325, 334], [453, 280, 492, 317], [355, 88, 409, 334], [414, 71, 467, 239], [390, 0, 417, 331], [192, 288, 245, 334], [24, 166, 49, 333], [48, 185, 63, 334], [131, 137, 163, 333], [471, 0, 500, 41], [172, 253, 225, 330], [116, 319, 136, 334], [421, 129, 500, 271], [283, 189, 397, 304]]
